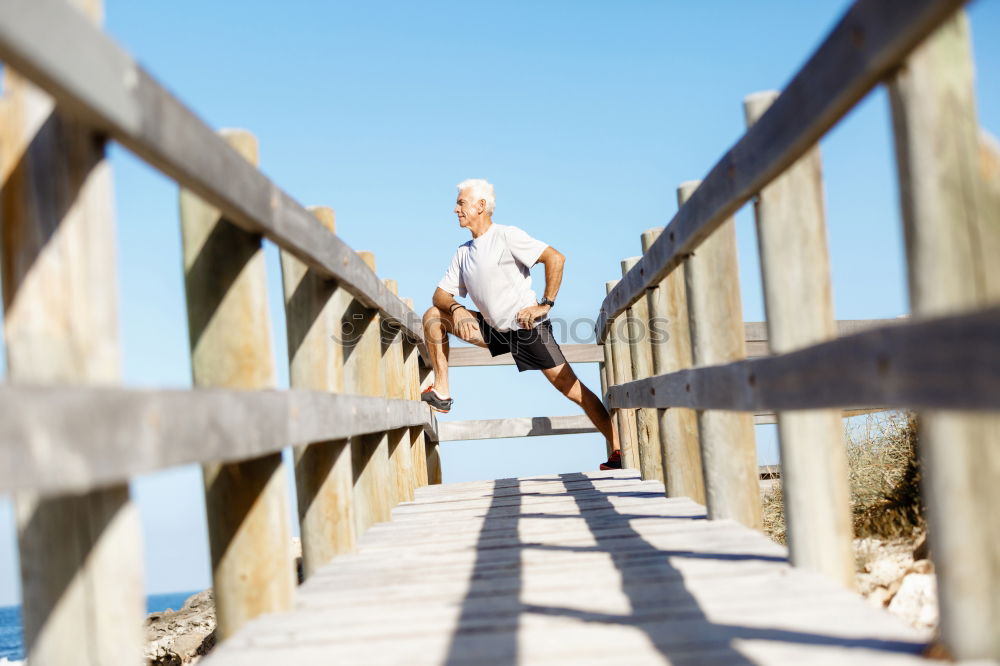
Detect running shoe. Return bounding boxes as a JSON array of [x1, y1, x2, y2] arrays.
[[421, 386, 454, 413], [600, 450, 622, 470]]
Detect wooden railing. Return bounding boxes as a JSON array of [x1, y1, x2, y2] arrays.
[[0, 0, 438, 662], [596, 2, 999, 661]]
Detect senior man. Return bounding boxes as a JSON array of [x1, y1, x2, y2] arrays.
[[421, 178, 622, 470]]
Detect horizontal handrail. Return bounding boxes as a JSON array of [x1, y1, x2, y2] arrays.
[[607, 306, 1000, 412], [0, 0, 424, 347], [447, 319, 902, 367], [0, 385, 436, 496], [595, 0, 967, 341], [435, 408, 889, 442]]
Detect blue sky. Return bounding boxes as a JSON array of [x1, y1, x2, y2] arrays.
[[0, 0, 997, 604]]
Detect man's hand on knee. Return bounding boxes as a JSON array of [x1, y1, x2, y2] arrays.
[[452, 306, 483, 344]]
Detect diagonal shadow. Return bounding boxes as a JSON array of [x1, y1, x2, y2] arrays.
[[444, 478, 523, 665], [441, 472, 926, 663]]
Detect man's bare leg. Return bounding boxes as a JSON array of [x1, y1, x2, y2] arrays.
[[541, 362, 620, 453], [421, 306, 487, 397]]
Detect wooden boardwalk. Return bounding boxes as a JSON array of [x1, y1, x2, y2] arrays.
[[205, 470, 930, 665]]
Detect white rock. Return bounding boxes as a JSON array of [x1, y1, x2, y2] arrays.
[[887, 573, 938, 630]]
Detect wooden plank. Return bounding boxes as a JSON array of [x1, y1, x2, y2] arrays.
[[403, 297, 430, 488], [447, 342, 604, 367], [279, 205, 356, 575], [641, 227, 704, 504], [179, 129, 294, 641], [446, 319, 899, 367], [605, 280, 640, 469], [680, 181, 761, 530], [0, 2, 145, 659], [744, 91, 854, 588], [437, 415, 599, 442], [0, 0, 424, 347], [621, 256, 664, 484], [0, 388, 435, 495], [595, 0, 968, 341], [607, 305, 1000, 412], [434, 409, 888, 442], [344, 252, 394, 534], [384, 279, 415, 505], [888, 12, 1000, 660], [204, 472, 929, 666]]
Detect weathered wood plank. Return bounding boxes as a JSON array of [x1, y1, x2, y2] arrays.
[[889, 12, 1000, 660], [605, 281, 640, 469], [621, 256, 664, 483], [0, 4, 145, 658], [437, 415, 599, 441], [345, 252, 394, 534], [204, 471, 928, 666], [680, 181, 761, 530], [180, 129, 294, 641], [0, 0, 423, 347], [642, 226, 704, 504], [607, 305, 1000, 412], [447, 343, 603, 367], [744, 90, 855, 588], [0, 387, 434, 496], [446, 319, 900, 367], [280, 205, 356, 574], [433, 412, 874, 441], [596, 0, 968, 340]]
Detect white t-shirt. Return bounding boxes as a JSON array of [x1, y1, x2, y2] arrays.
[[437, 223, 548, 332]]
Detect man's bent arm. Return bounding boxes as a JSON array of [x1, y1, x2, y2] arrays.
[[432, 287, 460, 312], [537, 246, 565, 302]]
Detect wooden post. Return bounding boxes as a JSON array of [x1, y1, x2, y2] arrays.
[[1, 1, 145, 659], [384, 279, 415, 504], [605, 280, 640, 470], [620, 257, 663, 483], [641, 228, 705, 504], [888, 12, 1000, 659], [419, 361, 443, 484], [343, 251, 395, 532], [598, 361, 612, 458], [279, 205, 356, 577], [680, 180, 762, 529], [744, 91, 855, 587], [179, 129, 294, 641], [403, 297, 430, 488]]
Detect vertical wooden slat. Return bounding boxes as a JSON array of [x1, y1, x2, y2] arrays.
[[403, 297, 430, 489], [418, 359, 443, 485], [680, 180, 762, 529], [344, 251, 394, 532], [279, 205, 356, 577], [1, 3, 144, 659], [179, 129, 294, 641], [620, 256, 663, 482], [888, 12, 1000, 659], [641, 228, 705, 504], [604, 280, 640, 470], [598, 360, 612, 458], [744, 91, 855, 587], [384, 279, 415, 504]]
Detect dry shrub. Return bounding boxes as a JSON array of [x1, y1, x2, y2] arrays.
[[760, 411, 924, 544]]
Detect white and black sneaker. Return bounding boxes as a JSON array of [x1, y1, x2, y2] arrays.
[[421, 386, 454, 413]]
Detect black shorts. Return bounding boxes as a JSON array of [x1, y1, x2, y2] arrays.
[[473, 310, 567, 372]]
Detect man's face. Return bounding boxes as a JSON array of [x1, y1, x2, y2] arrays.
[[454, 188, 485, 228]]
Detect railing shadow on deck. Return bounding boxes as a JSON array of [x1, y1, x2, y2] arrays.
[[442, 473, 927, 664]]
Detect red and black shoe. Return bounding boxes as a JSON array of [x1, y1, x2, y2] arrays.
[[421, 386, 454, 413], [600, 450, 622, 470]]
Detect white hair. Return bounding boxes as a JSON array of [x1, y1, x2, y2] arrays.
[[456, 178, 496, 214]]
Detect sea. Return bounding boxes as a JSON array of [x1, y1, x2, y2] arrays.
[[0, 590, 200, 663]]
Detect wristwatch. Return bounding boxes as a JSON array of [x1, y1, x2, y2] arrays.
[[539, 297, 555, 308]]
